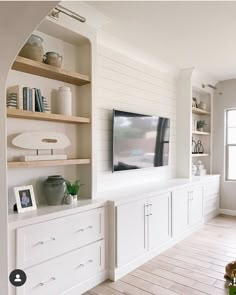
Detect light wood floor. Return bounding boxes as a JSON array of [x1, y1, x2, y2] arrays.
[[83, 215, 236, 295]]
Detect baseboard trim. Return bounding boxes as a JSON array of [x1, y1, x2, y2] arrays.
[[219, 209, 236, 216], [64, 270, 108, 295]]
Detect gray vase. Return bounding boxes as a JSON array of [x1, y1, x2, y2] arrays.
[[44, 175, 66, 206]]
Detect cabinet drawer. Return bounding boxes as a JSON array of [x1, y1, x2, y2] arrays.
[[17, 240, 105, 295], [16, 207, 104, 268], [203, 181, 220, 197]]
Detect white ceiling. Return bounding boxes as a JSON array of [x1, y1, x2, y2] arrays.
[[87, 1, 236, 81]]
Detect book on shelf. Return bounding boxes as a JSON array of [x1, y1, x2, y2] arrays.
[[7, 85, 50, 113]]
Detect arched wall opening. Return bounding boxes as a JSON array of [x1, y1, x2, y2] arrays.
[[0, 2, 58, 293]]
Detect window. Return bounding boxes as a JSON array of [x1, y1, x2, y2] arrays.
[[226, 109, 236, 180]]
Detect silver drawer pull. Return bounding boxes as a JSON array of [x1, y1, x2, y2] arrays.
[[35, 237, 56, 246], [76, 225, 93, 233], [76, 259, 93, 270], [36, 277, 56, 288], [76, 263, 85, 269]]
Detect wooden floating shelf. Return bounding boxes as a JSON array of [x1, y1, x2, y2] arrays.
[[8, 158, 91, 168], [7, 109, 90, 124], [192, 154, 209, 157], [192, 131, 210, 136], [12, 56, 91, 86], [192, 107, 210, 115]]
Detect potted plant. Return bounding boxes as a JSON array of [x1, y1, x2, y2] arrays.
[[65, 180, 83, 204], [197, 120, 206, 132]]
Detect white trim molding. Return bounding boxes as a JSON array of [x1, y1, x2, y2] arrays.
[[219, 209, 236, 216]]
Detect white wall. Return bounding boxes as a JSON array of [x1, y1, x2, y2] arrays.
[[213, 79, 236, 211], [95, 44, 177, 195]]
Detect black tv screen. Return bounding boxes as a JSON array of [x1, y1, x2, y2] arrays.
[[112, 110, 170, 172]]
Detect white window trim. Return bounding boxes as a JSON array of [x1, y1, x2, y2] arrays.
[[225, 109, 236, 181]]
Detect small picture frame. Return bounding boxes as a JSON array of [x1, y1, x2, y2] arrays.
[[14, 185, 37, 213]]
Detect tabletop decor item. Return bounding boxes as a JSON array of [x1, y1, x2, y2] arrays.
[[55, 86, 72, 116], [192, 163, 197, 176], [12, 132, 71, 161], [192, 138, 197, 154], [65, 179, 83, 202], [44, 175, 66, 206], [199, 101, 207, 111], [197, 120, 206, 132], [19, 34, 44, 62], [192, 97, 198, 108], [195, 140, 204, 154], [196, 160, 206, 176], [14, 185, 37, 213], [43, 52, 63, 68]]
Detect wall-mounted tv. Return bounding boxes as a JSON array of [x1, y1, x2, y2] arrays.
[[112, 110, 170, 172]]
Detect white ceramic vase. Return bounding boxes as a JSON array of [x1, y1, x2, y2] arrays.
[[56, 87, 72, 116]]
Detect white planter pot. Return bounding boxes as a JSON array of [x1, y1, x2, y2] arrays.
[[56, 86, 72, 116]]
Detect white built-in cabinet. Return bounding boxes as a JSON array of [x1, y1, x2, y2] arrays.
[[172, 185, 203, 238], [9, 204, 106, 295], [148, 193, 171, 250], [111, 177, 220, 280], [116, 192, 172, 268], [116, 199, 147, 267]]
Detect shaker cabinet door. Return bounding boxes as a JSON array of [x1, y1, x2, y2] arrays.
[[116, 199, 147, 267]]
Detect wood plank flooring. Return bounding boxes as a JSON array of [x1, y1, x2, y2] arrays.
[[84, 215, 236, 295]]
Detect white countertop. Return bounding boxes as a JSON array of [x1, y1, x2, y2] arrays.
[[8, 199, 107, 228], [103, 175, 220, 206], [8, 175, 220, 228]]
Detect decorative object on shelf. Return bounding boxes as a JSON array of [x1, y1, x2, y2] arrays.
[[195, 140, 204, 154], [196, 160, 206, 176], [12, 132, 71, 161], [65, 179, 83, 202], [64, 194, 73, 205], [43, 52, 63, 68], [192, 138, 197, 154], [14, 185, 37, 213], [192, 163, 197, 176], [44, 175, 66, 206], [55, 87, 72, 116], [192, 119, 198, 131], [192, 97, 198, 108], [6, 85, 23, 110], [197, 120, 206, 132], [19, 34, 44, 62], [199, 101, 207, 111], [192, 138, 204, 154]]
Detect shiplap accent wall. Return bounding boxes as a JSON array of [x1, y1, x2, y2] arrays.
[[95, 45, 177, 193]]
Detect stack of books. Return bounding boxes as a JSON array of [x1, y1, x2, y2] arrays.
[[6, 85, 51, 113], [6, 93, 18, 109]]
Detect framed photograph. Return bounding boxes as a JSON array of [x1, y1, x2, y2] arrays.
[[14, 185, 37, 213]]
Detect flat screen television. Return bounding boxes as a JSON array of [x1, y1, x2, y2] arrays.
[[112, 110, 170, 172]]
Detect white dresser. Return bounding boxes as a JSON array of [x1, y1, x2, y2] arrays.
[[8, 201, 107, 295]]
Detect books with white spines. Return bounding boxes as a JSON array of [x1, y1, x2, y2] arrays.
[[7, 85, 23, 109]]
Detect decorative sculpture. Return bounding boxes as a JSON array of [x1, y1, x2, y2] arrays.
[[12, 132, 71, 161]]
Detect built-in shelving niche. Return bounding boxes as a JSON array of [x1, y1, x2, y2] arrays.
[[192, 86, 212, 175], [7, 18, 92, 208]]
